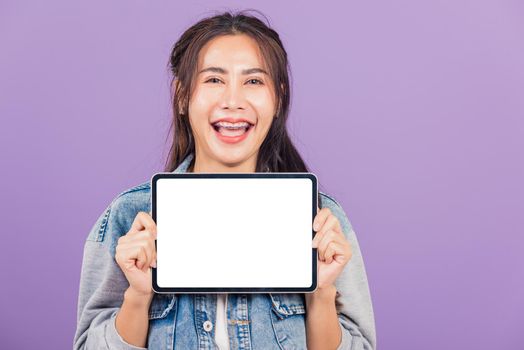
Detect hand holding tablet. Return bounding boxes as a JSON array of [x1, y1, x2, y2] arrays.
[[115, 211, 158, 298], [151, 173, 318, 294]]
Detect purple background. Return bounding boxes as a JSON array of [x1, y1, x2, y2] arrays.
[[1, 1, 522, 349]]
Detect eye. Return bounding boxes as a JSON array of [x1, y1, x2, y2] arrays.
[[246, 78, 264, 85], [204, 77, 222, 84]]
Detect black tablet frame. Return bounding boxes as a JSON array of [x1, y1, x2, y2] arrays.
[[151, 172, 318, 294]]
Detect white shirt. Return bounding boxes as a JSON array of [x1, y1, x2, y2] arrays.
[[215, 293, 230, 349]]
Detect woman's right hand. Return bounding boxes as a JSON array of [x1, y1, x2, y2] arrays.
[[115, 211, 157, 298]]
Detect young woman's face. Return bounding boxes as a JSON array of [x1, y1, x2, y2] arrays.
[[187, 34, 277, 171]]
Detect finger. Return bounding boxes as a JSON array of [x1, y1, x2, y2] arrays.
[[328, 241, 353, 264], [123, 232, 156, 267], [117, 244, 147, 271], [135, 245, 149, 270], [127, 230, 157, 245], [316, 229, 338, 256], [138, 239, 154, 270], [312, 228, 328, 248], [129, 211, 157, 236], [312, 208, 331, 232], [120, 244, 149, 270], [324, 241, 342, 264], [312, 215, 341, 247], [323, 214, 342, 233]]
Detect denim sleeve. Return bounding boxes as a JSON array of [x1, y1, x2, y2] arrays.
[[73, 202, 148, 350], [321, 194, 377, 350]]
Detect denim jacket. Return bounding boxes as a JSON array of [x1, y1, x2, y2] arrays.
[[73, 153, 376, 349]]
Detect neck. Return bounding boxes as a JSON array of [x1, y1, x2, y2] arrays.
[[190, 152, 258, 173]]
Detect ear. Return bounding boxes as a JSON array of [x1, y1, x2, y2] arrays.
[[179, 101, 187, 116]]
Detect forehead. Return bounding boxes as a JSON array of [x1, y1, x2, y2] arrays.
[[197, 34, 267, 70]]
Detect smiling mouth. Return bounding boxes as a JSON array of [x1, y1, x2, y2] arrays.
[[211, 121, 254, 137]]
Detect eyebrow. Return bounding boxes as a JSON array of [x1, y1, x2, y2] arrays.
[[198, 67, 269, 75]]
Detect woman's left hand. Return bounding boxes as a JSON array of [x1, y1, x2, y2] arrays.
[[312, 207, 352, 289]]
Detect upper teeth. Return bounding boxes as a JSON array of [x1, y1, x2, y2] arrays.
[[214, 121, 251, 128]]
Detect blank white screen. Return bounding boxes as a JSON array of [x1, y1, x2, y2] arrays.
[[156, 177, 313, 288]]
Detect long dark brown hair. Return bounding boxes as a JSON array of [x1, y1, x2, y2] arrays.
[[162, 9, 323, 206]]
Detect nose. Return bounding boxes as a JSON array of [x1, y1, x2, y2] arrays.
[[220, 81, 246, 111]]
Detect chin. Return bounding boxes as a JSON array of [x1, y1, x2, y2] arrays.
[[216, 154, 249, 167], [213, 149, 254, 168]]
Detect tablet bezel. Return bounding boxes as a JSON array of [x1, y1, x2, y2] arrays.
[[151, 172, 318, 294]]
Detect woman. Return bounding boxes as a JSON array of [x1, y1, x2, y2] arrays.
[[74, 10, 375, 350]]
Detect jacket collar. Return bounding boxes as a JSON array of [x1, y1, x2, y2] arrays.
[[172, 153, 194, 174]]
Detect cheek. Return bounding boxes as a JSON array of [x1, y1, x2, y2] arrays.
[[189, 86, 222, 113], [190, 94, 210, 116], [250, 90, 277, 122], [188, 91, 217, 133]]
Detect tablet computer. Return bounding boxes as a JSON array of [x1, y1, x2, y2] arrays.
[[151, 173, 318, 294]]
